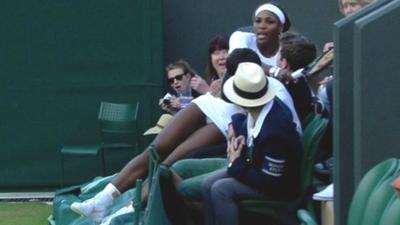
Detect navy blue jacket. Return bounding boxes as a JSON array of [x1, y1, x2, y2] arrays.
[[228, 98, 303, 201]]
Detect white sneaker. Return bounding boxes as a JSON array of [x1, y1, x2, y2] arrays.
[[71, 184, 118, 223], [313, 183, 334, 201], [71, 192, 113, 223]]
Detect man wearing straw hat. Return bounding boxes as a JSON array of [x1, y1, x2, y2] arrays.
[[202, 62, 303, 225]]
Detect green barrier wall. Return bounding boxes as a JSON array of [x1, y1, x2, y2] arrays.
[[162, 0, 341, 74], [353, 0, 400, 192], [333, 0, 397, 224], [0, 0, 162, 189], [0, 0, 341, 189]]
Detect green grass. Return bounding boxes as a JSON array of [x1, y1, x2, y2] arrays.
[[0, 202, 51, 225]]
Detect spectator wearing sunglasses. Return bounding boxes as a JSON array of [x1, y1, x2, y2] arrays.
[[159, 60, 201, 114]]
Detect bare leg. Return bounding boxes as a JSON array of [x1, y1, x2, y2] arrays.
[[70, 103, 225, 221], [112, 103, 208, 193], [139, 125, 225, 205]]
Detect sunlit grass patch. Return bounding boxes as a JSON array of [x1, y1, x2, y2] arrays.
[[0, 202, 51, 225]]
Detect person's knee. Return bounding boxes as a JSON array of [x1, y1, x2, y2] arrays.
[[202, 175, 214, 198], [150, 141, 164, 153], [211, 180, 232, 200], [148, 141, 171, 159]]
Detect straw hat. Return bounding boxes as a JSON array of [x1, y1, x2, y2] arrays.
[[223, 62, 277, 107], [143, 114, 174, 136]]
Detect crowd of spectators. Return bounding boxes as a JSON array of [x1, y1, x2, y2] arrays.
[[69, 0, 376, 224]]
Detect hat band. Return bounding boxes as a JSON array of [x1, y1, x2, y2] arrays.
[[233, 83, 268, 100], [156, 124, 164, 129]]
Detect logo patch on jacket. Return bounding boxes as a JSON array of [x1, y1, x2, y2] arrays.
[[262, 156, 285, 177]]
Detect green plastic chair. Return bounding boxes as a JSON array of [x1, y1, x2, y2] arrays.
[[348, 158, 400, 225], [297, 158, 400, 225], [238, 114, 329, 223], [61, 101, 140, 186], [302, 112, 316, 128], [98, 101, 140, 149], [378, 195, 400, 225], [50, 145, 167, 225], [103, 145, 172, 225], [50, 174, 124, 225], [130, 145, 172, 225]]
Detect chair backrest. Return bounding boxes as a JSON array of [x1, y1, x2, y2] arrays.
[[130, 146, 161, 225], [378, 195, 400, 225], [300, 114, 329, 194], [98, 101, 139, 134], [97, 101, 140, 147], [297, 159, 400, 225], [301, 112, 316, 128], [347, 158, 400, 225], [141, 145, 172, 225]]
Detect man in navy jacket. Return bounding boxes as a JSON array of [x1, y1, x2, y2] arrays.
[[202, 62, 303, 225], [228, 98, 302, 200]]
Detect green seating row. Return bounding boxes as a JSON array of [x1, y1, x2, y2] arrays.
[[50, 145, 171, 225], [61, 101, 140, 186], [238, 114, 329, 224], [169, 113, 329, 224], [298, 158, 400, 225], [50, 114, 329, 225]]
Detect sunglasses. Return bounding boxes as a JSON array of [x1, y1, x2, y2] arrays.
[[168, 73, 186, 84]]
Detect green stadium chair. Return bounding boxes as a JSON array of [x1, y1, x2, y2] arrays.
[[61, 101, 139, 186], [119, 145, 172, 225], [378, 195, 400, 225], [238, 114, 329, 224], [302, 112, 316, 128], [347, 158, 400, 225], [167, 114, 329, 224], [51, 145, 171, 225], [297, 158, 400, 225], [172, 158, 227, 201], [98, 101, 140, 150]]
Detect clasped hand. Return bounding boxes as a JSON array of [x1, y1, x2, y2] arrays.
[[227, 134, 245, 163]]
